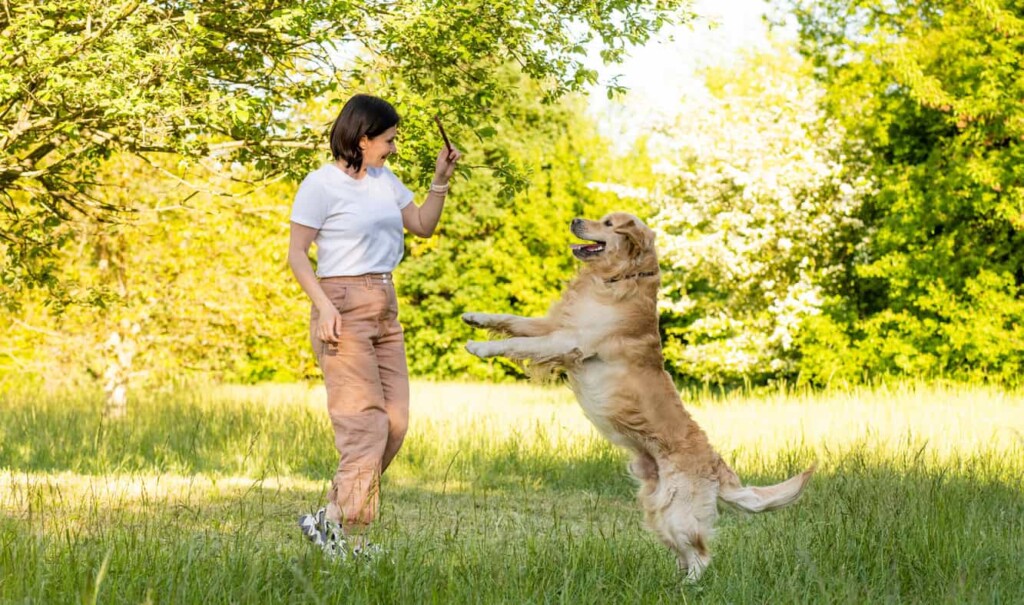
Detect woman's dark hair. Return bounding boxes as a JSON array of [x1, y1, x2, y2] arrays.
[[329, 94, 400, 171]]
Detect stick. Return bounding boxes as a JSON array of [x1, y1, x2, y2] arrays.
[[434, 114, 453, 154]]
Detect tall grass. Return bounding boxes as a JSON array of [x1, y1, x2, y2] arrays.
[[1, 380, 1022, 603]]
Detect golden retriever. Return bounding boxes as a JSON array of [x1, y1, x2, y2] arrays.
[[463, 212, 815, 581]]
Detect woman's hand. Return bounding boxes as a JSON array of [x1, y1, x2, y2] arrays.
[[433, 145, 462, 184], [316, 303, 343, 343]]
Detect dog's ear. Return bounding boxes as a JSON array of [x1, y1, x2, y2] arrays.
[[614, 219, 654, 253]]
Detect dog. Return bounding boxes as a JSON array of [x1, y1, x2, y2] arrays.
[[462, 212, 815, 580]]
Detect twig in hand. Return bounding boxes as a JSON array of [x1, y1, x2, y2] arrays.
[[434, 114, 453, 154]]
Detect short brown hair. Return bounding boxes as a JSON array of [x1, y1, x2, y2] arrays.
[[329, 94, 400, 172]]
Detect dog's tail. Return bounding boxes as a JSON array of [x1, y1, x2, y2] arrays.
[[715, 459, 817, 513]]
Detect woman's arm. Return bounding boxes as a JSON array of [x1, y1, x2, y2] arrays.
[[402, 146, 462, 238], [402, 188, 448, 238], [288, 222, 342, 343]]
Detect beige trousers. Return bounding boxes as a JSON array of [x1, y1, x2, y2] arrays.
[[311, 273, 409, 527]]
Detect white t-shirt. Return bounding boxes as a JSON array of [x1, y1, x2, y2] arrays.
[[290, 164, 415, 277]]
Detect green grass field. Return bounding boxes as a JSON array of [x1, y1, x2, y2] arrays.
[[2, 380, 1022, 603]]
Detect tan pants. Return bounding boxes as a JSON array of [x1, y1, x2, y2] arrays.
[[311, 273, 409, 527]]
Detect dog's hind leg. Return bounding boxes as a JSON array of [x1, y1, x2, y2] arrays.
[[462, 312, 555, 337], [627, 451, 659, 484], [679, 535, 712, 583]]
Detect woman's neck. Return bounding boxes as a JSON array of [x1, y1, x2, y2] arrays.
[[336, 159, 367, 180]]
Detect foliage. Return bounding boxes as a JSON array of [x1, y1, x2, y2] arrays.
[[0, 154, 312, 387], [647, 48, 871, 386], [7, 1, 1024, 388], [0, 71, 649, 386], [785, 0, 1024, 384], [0, 0, 694, 307]]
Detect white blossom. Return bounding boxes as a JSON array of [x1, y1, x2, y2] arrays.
[[648, 52, 872, 381]]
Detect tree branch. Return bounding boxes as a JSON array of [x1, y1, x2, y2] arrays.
[[52, 0, 144, 70]]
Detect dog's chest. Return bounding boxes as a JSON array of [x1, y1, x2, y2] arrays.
[[567, 361, 636, 449], [561, 298, 620, 346]]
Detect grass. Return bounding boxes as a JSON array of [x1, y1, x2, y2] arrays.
[[1, 380, 1022, 603]]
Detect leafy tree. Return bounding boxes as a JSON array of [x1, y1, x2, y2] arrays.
[[786, 0, 1024, 383], [647, 48, 870, 386], [1, 0, 694, 308], [0, 153, 310, 392]]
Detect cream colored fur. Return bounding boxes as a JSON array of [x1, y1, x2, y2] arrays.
[[463, 212, 816, 581]]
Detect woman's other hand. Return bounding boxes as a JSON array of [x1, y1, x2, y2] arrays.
[[317, 303, 343, 343]]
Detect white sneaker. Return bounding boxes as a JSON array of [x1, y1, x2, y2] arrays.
[[297, 508, 327, 546], [298, 508, 348, 558]]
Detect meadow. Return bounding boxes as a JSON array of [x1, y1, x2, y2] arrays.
[[1, 380, 1022, 604]]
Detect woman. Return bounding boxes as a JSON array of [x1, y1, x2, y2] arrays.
[[288, 94, 460, 556]]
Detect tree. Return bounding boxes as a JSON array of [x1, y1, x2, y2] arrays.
[[0, 152, 312, 393], [1, 0, 694, 308], [647, 48, 871, 386], [786, 0, 1024, 383]]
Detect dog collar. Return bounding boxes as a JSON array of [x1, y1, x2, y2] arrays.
[[605, 271, 659, 284]]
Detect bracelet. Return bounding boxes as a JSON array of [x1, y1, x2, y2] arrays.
[[429, 182, 450, 194]]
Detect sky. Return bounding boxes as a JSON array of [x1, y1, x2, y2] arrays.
[[586, 0, 789, 141]]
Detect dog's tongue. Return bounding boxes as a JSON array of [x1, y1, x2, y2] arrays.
[[571, 243, 603, 252]]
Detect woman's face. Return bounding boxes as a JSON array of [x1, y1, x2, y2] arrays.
[[360, 126, 398, 169]]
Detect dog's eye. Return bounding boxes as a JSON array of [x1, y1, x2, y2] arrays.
[[604, 219, 613, 227]]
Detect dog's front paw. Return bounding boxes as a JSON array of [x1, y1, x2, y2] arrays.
[[465, 340, 495, 358], [462, 312, 487, 328]]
